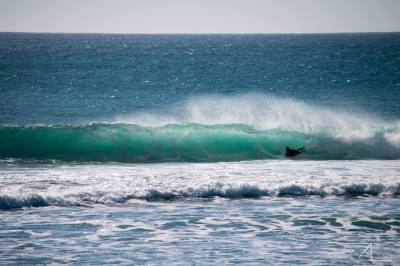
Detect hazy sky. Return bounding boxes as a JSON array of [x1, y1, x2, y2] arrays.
[[1, 0, 399, 33]]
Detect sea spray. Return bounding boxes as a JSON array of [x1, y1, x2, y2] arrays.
[[115, 94, 387, 130], [2, 95, 399, 162]]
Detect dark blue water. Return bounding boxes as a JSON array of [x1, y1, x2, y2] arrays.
[[1, 33, 400, 265], [1, 33, 400, 125]]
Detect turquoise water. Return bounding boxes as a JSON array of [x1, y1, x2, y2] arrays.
[[0, 33, 399, 264], [1, 123, 400, 162]]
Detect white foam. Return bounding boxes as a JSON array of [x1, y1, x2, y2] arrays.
[[1, 160, 399, 209]]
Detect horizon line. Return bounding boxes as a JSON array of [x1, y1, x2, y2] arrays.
[[1, 31, 400, 35]]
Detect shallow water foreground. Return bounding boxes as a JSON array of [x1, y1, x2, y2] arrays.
[[1, 159, 400, 265], [0, 197, 399, 265]]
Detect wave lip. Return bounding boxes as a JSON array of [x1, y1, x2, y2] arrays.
[[2, 94, 400, 162]]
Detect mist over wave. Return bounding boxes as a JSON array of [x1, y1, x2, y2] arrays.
[[1, 94, 399, 162], [115, 93, 397, 130]]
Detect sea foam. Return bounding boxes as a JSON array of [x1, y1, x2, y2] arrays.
[[1, 160, 399, 210]]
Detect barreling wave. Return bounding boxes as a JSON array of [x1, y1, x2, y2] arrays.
[[0, 122, 400, 162], [1, 183, 399, 210]]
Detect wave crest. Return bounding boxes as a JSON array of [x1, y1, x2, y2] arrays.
[[1, 123, 399, 162], [1, 94, 399, 162], [2, 183, 399, 210]]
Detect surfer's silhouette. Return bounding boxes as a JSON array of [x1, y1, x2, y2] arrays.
[[285, 146, 305, 157]]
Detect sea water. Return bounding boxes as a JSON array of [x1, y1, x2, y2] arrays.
[[0, 33, 399, 265]]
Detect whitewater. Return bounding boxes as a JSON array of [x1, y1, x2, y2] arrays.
[[1, 33, 399, 265], [1, 159, 400, 264], [1, 95, 399, 264], [1, 160, 400, 210]]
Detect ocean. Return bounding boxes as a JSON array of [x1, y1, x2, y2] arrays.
[[0, 33, 399, 265]]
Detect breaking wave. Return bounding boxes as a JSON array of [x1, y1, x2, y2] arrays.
[[1, 183, 399, 210], [1, 123, 399, 162], [1, 94, 399, 162]]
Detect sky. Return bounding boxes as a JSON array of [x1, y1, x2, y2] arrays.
[[0, 0, 399, 34]]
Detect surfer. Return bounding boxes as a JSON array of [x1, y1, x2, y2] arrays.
[[285, 146, 305, 157]]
